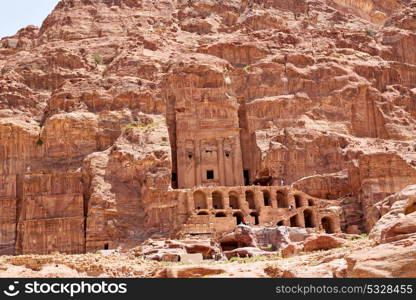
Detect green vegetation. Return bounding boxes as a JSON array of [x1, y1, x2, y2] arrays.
[[36, 138, 44, 146], [123, 120, 165, 131], [226, 254, 280, 263], [365, 28, 376, 37], [243, 64, 251, 72], [92, 52, 104, 65]]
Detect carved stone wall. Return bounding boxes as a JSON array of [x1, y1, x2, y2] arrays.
[[16, 172, 85, 254], [176, 186, 341, 236], [164, 60, 245, 189]]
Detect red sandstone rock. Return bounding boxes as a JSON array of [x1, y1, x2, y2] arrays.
[[381, 213, 416, 242], [281, 243, 301, 258], [302, 235, 346, 252], [346, 239, 416, 278], [223, 247, 276, 260], [369, 185, 416, 243]]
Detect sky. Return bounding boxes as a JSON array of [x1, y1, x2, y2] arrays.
[[0, 0, 60, 38]]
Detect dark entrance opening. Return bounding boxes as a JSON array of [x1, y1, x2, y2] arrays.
[[250, 212, 259, 225], [290, 215, 297, 227], [245, 190, 255, 209], [104, 243, 109, 250], [304, 209, 314, 228], [233, 212, 244, 225], [171, 172, 177, 189], [207, 170, 214, 180], [277, 191, 286, 208], [321, 217, 334, 233], [276, 220, 284, 226], [220, 241, 239, 251], [263, 191, 271, 206], [243, 169, 250, 186]]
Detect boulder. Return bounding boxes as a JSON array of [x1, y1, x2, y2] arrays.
[[281, 243, 302, 258], [302, 234, 345, 252], [380, 212, 416, 243], [223, 247, 275, 260], [346, 239, 416, 278], [369, 185, 416, 243]]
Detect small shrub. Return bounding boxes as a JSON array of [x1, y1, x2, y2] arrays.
[[365, 28, 376, 37], [36, 138, 43, 146], [243, 65, 251, 72], [123, 120, 165, 131], [92, 53, 104, 65]]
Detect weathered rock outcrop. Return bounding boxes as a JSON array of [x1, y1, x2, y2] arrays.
[[345, 184, 416, 277]]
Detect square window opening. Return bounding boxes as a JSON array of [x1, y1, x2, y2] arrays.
[[207, 170, 214, 180]]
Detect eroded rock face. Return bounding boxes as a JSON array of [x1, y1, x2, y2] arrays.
[[219, 225, 315, 253], [346, 240, 416, 278], [1, 0, 416, 256], [345, 184, 416, 277]]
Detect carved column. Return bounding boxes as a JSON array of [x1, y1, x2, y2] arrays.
[[297, 212, 305, 228], [254, 188, 263, 210], [217, 138, 225, 186], [223, 190, 230, 209], [240, 189, 250, 216], [207, 192, 213, 210], [270, 188, 278, 208], [187, 190, 194, 213], [195, 140, 202, 186], [232, 135, 244, 186]]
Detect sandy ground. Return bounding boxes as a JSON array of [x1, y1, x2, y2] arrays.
[[0, 238, 373, 278]]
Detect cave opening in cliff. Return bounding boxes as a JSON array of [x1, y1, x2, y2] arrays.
[[212, 191, 224, 209], [276, 191, 286, 208], [229, 192, 240, 209], [194, 191, 208, 209], [245, 191, 255, 209], [215, 212, 226, 218], [304, 209, 314, 228], [263, 190, 271, 206], [250, 212, 259, 225], [243, 169, 250, 186], [104, 243, 109, 250], [290, 215, 297, 227], [321, 217, 335, 233], [277, 220, 284, 226], [294, 195, 303, 208], [308, 199, 315, 206], [233, 212, 244, 225]]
